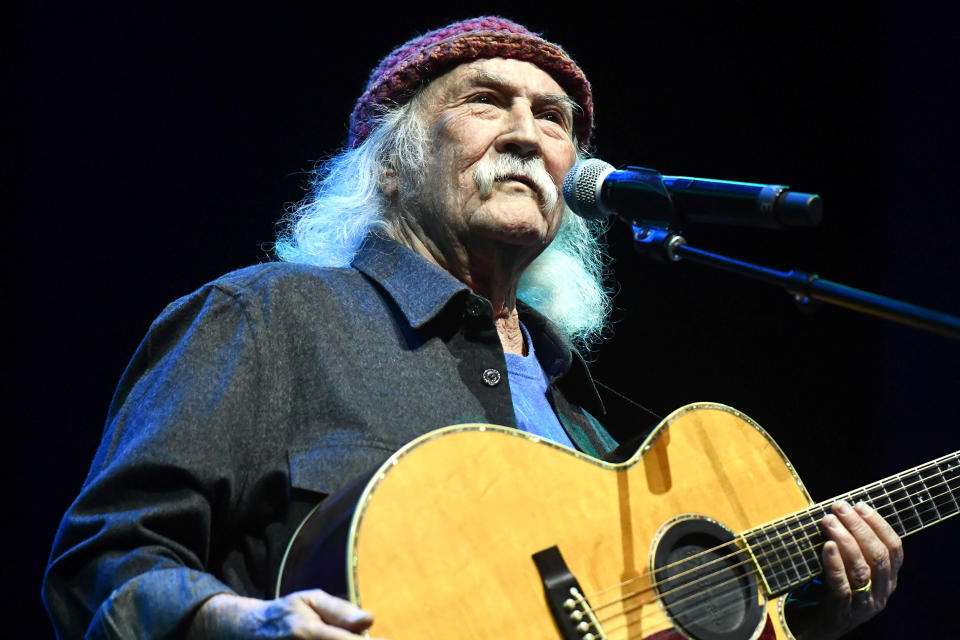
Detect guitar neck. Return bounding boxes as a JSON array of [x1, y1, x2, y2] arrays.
[[742, 450, 960, 596]]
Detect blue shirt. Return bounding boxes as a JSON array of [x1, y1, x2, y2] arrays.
[[505, 323, 576, 448]]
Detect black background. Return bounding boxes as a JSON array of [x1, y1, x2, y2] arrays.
[[14, 3, 959, 638]]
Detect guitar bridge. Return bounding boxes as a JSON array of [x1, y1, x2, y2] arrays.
[[532, 546, 608, 640]]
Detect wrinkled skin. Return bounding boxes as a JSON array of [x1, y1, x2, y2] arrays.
[[188, 590, 382, 640], [795, 500, 904, 639], [391, 57, 578, 356]]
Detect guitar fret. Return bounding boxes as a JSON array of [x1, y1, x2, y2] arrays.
[[917, 465, 944, 522], [782, 514, 809, 579], [746, 527, 789, 594], [905, 469, 940, 527], [848, 488, 870, 511], [774, 519, 802, 587], [934, 455, 960, 515], [756, 528, 787, 592], [889, 473, 924, 533], [865, 484, 903, 535], [740, 452, 960, 602], [844, 488, 867, 512], [746, 507, 825, 596], [741, 451, 960, 605], [878, 482, 907, 535], [794, 510, 823, 578]]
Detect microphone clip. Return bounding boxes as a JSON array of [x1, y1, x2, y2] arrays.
[[608, 166, 678, 229], [632, 225, 687, 263]]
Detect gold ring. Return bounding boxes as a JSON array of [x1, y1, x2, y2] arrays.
[[852, 578, 872, 595]]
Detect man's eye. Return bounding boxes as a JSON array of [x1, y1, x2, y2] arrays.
[[540, 111, 568, 127], [469, 93, 495, 104]]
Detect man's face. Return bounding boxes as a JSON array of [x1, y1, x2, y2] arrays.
[[402, 58, 579, 265]]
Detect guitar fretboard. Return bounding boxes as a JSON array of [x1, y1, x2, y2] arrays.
[[742, 451, 960, 595]]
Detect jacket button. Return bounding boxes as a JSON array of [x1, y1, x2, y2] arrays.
[[482, 368, 502, 386], [465, 298, 484, 318]]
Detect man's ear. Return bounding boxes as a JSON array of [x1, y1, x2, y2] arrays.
[[380, 166, 398, 198]]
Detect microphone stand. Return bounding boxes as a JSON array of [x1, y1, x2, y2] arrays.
[[631, 224, 960, 340]]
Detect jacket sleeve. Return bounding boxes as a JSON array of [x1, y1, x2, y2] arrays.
[[43, 283, 267, 639]]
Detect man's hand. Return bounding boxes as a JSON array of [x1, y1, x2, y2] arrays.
[[188, 589, 387, 639], [800, 500, 904, 639]]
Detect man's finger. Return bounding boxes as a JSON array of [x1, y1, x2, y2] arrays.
[[833, 500, 894, 601], [821, 539, 852, 600], [824, 506, 873, 592], [296, 620, 374, 640], [855, 502, 904, 578], [298, 589, 374, 632]]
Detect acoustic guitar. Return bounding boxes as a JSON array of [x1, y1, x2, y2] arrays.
[[277, 402, 959, 640]]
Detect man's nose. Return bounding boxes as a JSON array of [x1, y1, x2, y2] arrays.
[[494, 105, 541, 158]]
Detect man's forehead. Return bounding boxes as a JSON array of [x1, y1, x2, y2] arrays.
[[436, 58, 570, 99]]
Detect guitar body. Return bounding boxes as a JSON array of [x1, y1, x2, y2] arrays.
[[283, 403, 815, 640]]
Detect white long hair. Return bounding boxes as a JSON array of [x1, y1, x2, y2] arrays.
[[275, 100, 613, 351]]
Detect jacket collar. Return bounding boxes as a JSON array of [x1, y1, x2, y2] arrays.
[[351, 233, 605, 415], [351, 233, 469, 329]]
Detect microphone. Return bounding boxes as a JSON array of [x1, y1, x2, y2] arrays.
[[562, 159, 823, 230]]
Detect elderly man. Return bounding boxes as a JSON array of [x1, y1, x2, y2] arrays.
[[44, 17, 901, 640]]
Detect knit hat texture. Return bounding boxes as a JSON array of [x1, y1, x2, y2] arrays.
[[348, 16, 593, 148]]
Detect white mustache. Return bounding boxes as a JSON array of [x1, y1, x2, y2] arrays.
[[474, 154, 559, 213]]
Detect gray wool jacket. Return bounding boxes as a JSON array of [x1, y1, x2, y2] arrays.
[[43, 234, 619, 639]]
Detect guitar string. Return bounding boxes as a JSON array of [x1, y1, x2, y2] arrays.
[[608, 480, 955, 640], [601, 522, 841, 633], [584, 470, 959, 622], [586, 465, 958, 617], [615, 572, 791, 640], [600, 523, 844, 638], [600, 478, 960, 639], [583, 452, 959, 605], [602, 569, 760, 639], [586, 480, 960, 640], [598, 545, 753, 626], [592, 476, 959, 618]]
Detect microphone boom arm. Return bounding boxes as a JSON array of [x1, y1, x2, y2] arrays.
[[632, 225, 960, 340]]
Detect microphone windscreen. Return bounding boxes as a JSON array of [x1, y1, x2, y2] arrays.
[[562, 159, 615, 219]]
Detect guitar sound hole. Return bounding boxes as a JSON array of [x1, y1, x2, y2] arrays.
[[652, 517, 765, 640]]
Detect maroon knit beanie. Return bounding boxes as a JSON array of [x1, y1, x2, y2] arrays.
[[348, 17, 593, 149]]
